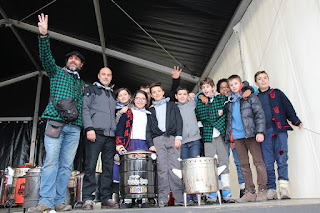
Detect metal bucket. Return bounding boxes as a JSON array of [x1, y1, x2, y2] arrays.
[[23, 168, 42, 209], [119, 150, 158, 199], [181, 157, 219, 194], [11, 167, 30, 200]]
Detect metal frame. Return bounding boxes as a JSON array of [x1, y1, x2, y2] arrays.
[[8, 19, 199, 83]]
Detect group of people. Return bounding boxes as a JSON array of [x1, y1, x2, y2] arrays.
[[28, 13, 302, 212]]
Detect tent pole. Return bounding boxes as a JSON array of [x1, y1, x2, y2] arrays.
[[93, 0, 108, 66], [29, 73, 43, 164]]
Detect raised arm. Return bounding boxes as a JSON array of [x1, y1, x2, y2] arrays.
[[38, 13, 59, 77], [167, 66, 181, 100]]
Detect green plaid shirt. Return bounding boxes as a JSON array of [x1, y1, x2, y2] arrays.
[[39, 36, 85, 126], [195, 94, 227, 142]]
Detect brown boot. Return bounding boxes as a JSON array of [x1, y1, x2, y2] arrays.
[[236, 191, 256, 203], [102, 199, 119, 209]]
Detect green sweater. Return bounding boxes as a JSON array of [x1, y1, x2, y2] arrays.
[[195, 94, 227, 142], [39, 36, 85, 126]]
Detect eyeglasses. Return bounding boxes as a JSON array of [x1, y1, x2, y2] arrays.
[[135, 97, 146, 101], [220, 86, 229, 90]]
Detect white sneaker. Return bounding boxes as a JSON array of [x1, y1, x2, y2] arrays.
[[267, 189, 278, 200], [279, 180, 291, 199]]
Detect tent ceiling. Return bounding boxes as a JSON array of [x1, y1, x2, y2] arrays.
[[0, 0, 243, 116]]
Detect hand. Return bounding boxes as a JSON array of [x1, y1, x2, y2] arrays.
[[214, 91, 220, 97], [256, 133, 264, 142], [242, 89, 252, 100], [116, 145, 124, 152], [298, 123, 303, 130], [120, 106, 128, 114], [230, 142, 236, 150], [149, 146, 156, 152], [38, 13, 48, 35], [174, 139, 182, 149], [199, 95, 208, 104], [172, 66, 182, 79], [87, 130, 96, 142]]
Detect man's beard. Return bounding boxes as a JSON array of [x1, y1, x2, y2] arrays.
[[66, 62, 81, 71]]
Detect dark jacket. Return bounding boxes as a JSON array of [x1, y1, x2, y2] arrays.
[[146, 101, 183, 147], [225, 93, 266, 142], [258, 88, 301, 132], [82, 84, 117, 137], [115, 109, 133, 149]]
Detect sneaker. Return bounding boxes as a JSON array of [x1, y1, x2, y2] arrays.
[[240, 189, 245, 198], [55, 203, 72, 211], [256, 189, 267, 202], [159, 201, 168, 208], [82, 200, 94, 210], [236, 191, 256, 203], [267, 189, 278, 200], [280, 187, 291, 199], [193, 197, 205, 205], [28, 203, 51, 213], [206, 192, 217, 204], [279, 180, 291, 199], [101, 199, 119, 209], [174, 202, 185, 206], [222, 189, 235, 203]]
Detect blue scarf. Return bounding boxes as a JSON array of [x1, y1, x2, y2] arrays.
[[131, 106, 151, 114], [152, 97, 170, 106], [228, 92, 242, 103], [63, 67, 80, 79], [93, 81, 114, 91], [116, 100, 131, 109]]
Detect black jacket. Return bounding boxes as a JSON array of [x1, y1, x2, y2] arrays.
[[146, 101, 183, 147]]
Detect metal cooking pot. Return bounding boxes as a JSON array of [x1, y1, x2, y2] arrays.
[[119, 150, 158, 199], [181, 157, 220, 194]]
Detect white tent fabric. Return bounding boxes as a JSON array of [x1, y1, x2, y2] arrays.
[[208, 0, 320, 198]]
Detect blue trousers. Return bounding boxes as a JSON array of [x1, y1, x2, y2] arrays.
[[39, 122, 80, 208], [260, 128, 289, 189], [180, 140, 201, 160], [229, 146, 245, 185]]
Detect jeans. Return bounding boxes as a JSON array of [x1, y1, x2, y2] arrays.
[[39, 122, 81, 208], [180, 140, 201, 160], [82, 134, 115, 203], [228, 143, 245, 184], [260, 128, 289, 189]]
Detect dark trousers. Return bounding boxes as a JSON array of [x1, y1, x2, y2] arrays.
[[82, 134, 115, 203], [235, 137, 267, 193]]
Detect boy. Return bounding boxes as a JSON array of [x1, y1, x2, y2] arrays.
[[225, 75, 267, 202], [146, 83, 183, 207], [175, 87, 202, 204], [255, 71, 302, 200], [195, 77, 234, 203]]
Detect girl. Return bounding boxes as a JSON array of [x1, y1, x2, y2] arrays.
[[112, 88, 132, 195], [115, 90, 150, 208], [116, 90, 150, 152]]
